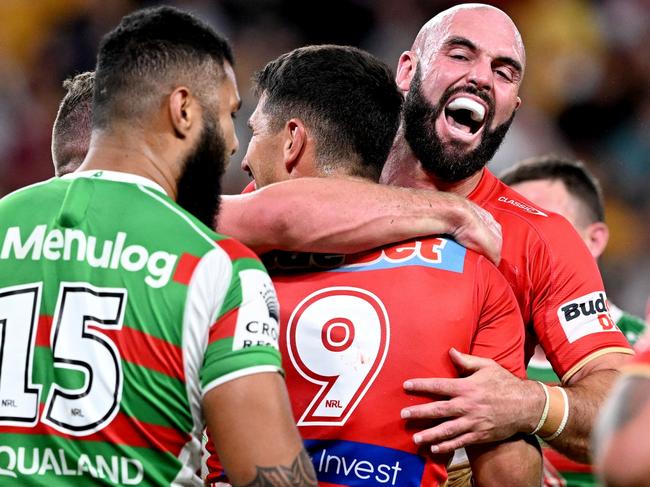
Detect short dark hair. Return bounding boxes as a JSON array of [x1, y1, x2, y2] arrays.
[[52, 71, 94, 176], [252, 45, 403, 181], [93, 6, 234, 130], [500, 155, 605, 224]]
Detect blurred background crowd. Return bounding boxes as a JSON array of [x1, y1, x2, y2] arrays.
[[0, 0, 648, 316]]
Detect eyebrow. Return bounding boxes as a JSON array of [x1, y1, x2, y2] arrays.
[[444, 36, 523, 75]]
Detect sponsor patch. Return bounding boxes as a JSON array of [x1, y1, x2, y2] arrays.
[[558, 292, 618, 343], [232, 269, 280, 350], [305, 439, 425, 486]]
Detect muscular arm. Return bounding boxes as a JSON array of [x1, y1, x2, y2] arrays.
[[204, 372, 317, 487], [593, 374, 650, 487], [218, 177, 502, 264], [467, 435, 541, 486], [399, 351, 629, 462], [547, 351, 630, 462]]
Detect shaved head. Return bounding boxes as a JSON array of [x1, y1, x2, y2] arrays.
[[413, 3, 525, 76], [394, 2, 526, 183]]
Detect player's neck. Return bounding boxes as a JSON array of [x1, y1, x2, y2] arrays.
[[78, 130, 178, 199], [380, 132, 482, 198]]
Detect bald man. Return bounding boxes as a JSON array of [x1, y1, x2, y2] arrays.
[[223, 3, 632, 467], [49, 1, 632, 474]]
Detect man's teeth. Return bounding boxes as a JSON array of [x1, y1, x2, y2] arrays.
[[447, 97, 485, 122]]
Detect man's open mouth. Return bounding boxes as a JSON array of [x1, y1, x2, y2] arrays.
[[443, 96, 487, 135]]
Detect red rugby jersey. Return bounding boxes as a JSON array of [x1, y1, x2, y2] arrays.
[[469, 169, 633, 381], [208, 236, 525, 486]]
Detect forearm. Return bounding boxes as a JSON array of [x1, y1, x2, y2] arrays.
[[468, 435, 541, 487], [218, 177, 497, 258], [544, 368, 620, 462]]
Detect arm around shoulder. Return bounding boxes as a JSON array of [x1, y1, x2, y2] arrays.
[[217, 177, 502, 263]]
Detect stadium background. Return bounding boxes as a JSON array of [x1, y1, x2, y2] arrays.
[[0, 0, 648, 317]]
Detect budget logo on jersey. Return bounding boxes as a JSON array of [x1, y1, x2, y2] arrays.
[[558, 292, 618, 343], [0, 225, 177, 288]]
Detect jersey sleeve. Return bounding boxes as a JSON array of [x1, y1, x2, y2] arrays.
[[470, 256, 526, 378], [529, 216, 633, 382], [199, 240, 282, 395]]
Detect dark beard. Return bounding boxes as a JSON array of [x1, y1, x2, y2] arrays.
[[176, 112, 227, 228], [403, 67, 515, 183]]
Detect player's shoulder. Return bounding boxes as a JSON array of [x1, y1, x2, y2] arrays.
[[481, 173, 577, 239], [212, 235, 261, 265]]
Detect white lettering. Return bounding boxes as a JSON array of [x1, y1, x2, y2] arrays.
[[497, 196, 547, 216], [17, 447, 38, 475], [110, 232, 127, 269], [0, 446, 17, 478], [145, 251, 178, 288], [87, 237, 113, 268], [77, 454, 98, 478], [1, 226, 177, 288], [38, 448, 62, 476], [43, 229, 64, 260], [121, 245, 148, 272], [121, 457, 144, 485], [315, 448, 403, 486], [96, 455, 119, 483], [1, 225, 46, 260], [354, 460, 373, 479], [63, 228, 86, 260], [58, 449, 76, 475], [0, 447, 143, 483], [376, 463, 391, 483]]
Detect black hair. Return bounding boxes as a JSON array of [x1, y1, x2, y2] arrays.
[[52, 71, 95, 175], [500, 155, 605, 223], [253, 44, 403, 181], [93, 5, 234, 129]]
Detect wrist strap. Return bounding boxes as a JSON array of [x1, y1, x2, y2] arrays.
[[541, 387, 570, 441], [530, 381, 550, 435]]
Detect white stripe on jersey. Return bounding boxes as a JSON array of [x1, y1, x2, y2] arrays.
[[202, 365, 282, 395], [174, 247, 233, 486]]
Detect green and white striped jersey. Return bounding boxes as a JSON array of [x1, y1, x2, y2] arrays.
[[0, 170, 282, 486]]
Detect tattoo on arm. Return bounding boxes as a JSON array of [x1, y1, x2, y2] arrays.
[[238, 449, 317, 487]]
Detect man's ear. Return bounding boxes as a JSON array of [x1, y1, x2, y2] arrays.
[[283, 119, 306, 175], [169, 87, 196, 139], [396, 51, 417, 91], [584, 221, 609, 260]]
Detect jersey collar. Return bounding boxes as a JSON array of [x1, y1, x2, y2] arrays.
[[467, 168, 499, 205], [61, 170, 168, 196]]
